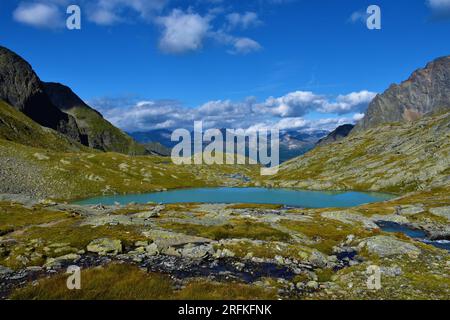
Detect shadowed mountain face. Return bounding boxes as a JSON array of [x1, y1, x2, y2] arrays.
[[0, 46, 81, 142], [355, 56, 450, 131], [316, 124, 354, 146], [43, 82, 147, 155]]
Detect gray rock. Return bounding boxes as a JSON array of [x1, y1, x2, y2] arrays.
[[306, 281, 319, 290], [430, 207, 450, 221], [179, 244, 214, 260], [134, 205, 165, 219], [0, 265, 13, 276], [308, 250, 329, 268], [358, 236, 420, 257], [44, 254, 80, 268], [145, 243, 159, 256], [87, 238, 122, 256]]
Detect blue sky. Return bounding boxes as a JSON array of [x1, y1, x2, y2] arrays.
[[1, 0, 450, 132]]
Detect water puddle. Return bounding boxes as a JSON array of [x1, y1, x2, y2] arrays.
[[377, 221, 450, 252]]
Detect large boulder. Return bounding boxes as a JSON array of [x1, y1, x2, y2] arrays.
[[429, 207, 450, 221], [358, 236, 420, 257], [87, 238, 122, 256]]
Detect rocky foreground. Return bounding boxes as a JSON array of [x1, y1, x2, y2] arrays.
[[0, 190, 449, 300]]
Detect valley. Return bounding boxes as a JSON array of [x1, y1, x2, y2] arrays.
[[0, 46, 449, 300]]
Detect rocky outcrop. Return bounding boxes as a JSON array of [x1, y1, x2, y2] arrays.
[[316, 124, 354, 146], [0, 47, 82, 142], [355, 56, 450, 130], [358, 236, 421, 257]]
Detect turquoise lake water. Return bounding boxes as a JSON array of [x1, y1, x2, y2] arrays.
[[74, 187, 394, 208]]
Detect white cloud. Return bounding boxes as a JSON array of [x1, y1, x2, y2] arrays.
[[13, 2, 63, 28], [230, 37, 262, 55], [226, 12, 261, 29], [91, 90, 375, 133], [157, 9, 212, 54], [349, 10, 368, 24], [319, 90, 377, 114], [427, 0, 450, 19]]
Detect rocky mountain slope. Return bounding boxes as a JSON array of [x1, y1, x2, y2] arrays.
[[316, 124, 354, 146], [355, 56, 450, 131], [269, 111, 450, 193], [0, 47, 82, 142], [43, 83, 146, 155]]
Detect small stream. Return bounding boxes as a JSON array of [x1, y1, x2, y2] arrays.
[[377, 221, 450, 252]]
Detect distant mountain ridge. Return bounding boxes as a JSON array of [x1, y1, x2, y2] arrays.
[[355, 55, 450, 130], [130, 129, 328, 162]]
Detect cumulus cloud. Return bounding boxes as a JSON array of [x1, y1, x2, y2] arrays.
[[157, 9, 212, 54], [427, 0, 450, 20], [91, 90, 375, 133], [11, 1, 264, 55], [318, 90, 377, 114], [13, 2, 63, 28], [226, 12, 261, 29]]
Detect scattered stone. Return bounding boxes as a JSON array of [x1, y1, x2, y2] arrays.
[[134, 205, 165, 219]]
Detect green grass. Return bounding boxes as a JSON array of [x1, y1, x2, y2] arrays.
[[11, 263, 277, 300], [0, 202, 69, 236], [280, 217, 373, 255], [159, 219, 291, 242]]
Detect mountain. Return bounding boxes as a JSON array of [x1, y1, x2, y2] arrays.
[[269, 58, 450, 193], [316, 124, 354, 146], [355, 56, 450, 131], [279, 130, 328, 162], [270, 111, 450, 193], [43, 82, 146, 155], [0, 46, 81, 142]]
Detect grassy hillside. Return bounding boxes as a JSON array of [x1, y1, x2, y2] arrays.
[[268, 111, 450, 193], [0, 137, 261, 201], [67, 105, 147, 155]]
